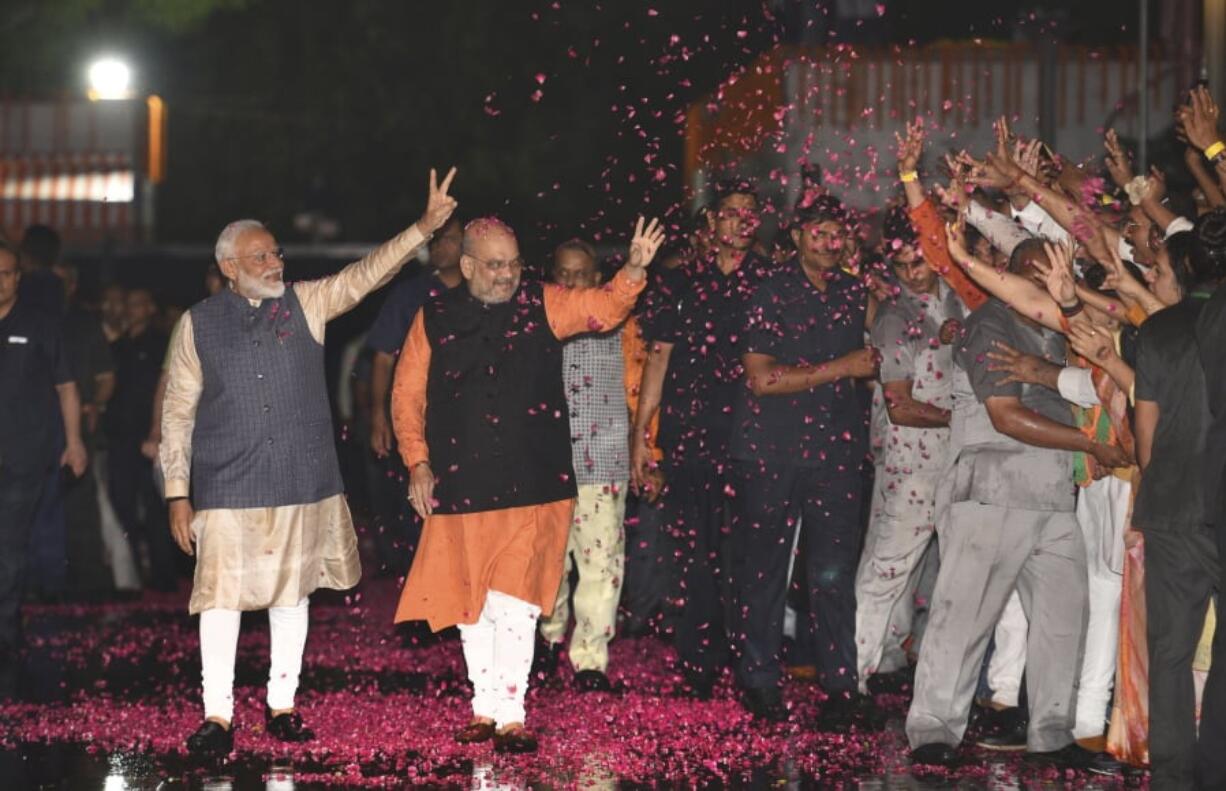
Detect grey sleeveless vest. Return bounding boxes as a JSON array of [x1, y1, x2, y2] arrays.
[[189, 287, 343, 509]]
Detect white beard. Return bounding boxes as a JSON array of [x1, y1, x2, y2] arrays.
[[236, 268, 286, 300]]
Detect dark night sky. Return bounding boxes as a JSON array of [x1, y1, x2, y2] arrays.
[[0, 0, 1155, 253]]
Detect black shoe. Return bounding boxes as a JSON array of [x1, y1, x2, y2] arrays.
[[865, 665, 915, 696], [1025, 743, 1097, 771], [493, 726, 538, 754], [1086, 750, 1123, 776], [573, 669, 613, 693], [974, 706, 1027, 751], [817, 691, 886, 732], [679, 668, 715, 700], [265, 708, 315, 743], [910, 742, 959, 768], [186, 720, 233, 759], [741, 687, 788, 723], [530, 640, 563, 681]]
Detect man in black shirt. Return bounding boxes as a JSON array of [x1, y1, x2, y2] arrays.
[[0, 243, 87, 697], [365, 216, 462, 573], [52, 263, 116, 597], [106, 288, 173, 591], [1136, 211, 1226, 791], [17, 224, 65, 315], [630, 179, 772, 699], [729, 196, 878, 722]]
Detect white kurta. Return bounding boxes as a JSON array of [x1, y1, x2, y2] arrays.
[[161, 225, 427, 614]]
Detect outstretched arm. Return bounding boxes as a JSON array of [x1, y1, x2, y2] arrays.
[[894, 117, 989, 310], [545, 217, 663, 339], [944, 217, 1065, 331], [298, 167, 458, 328]]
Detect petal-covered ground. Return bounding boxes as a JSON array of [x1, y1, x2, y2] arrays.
[[0, 579, 1145, 789]]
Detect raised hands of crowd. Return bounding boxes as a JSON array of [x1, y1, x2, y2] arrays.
[[1034, 240, 1078, 310], [1178, 85, 1222, 153], [895, 117, 925, 173], [1068, 321, 1119, 368], [934, 153, 970, 213]]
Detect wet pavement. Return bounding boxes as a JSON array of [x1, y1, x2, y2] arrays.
[[0, 580, 1149, 789]]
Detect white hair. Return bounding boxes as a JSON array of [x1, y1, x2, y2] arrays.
[[214, 219, 267, 264]]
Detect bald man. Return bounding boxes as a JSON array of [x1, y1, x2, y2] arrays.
[[160, 168, 457, 759], [391, 216, 664, 753]]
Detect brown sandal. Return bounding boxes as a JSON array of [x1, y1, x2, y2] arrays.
[[454, 720, 496, 744]]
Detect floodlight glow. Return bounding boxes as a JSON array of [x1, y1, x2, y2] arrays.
[[87, 57, 132, 100]]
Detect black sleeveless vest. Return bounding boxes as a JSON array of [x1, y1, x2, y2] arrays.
[[189, 287, 344, 509], [423, 282, 576, 514]]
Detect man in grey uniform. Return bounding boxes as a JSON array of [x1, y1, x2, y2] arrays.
[[905, 242, 1128, 769], [854, 206, 960, 692]]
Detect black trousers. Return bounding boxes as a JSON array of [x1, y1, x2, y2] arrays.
[[1143, 526, 1223, 790], [620, 492, 672, 634], [64, 430, 112, 597], [107, 440, 176, 592], [0, 463, 45, 696], [367, 446, 420, 576], [729, 460, 863, 693], [659, 458, 731, 679]]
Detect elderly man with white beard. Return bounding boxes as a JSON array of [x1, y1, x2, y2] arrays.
[[160, 168, 458, 759]]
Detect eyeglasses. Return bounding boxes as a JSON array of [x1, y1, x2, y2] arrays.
[[228, 248, 285, 265], [466, 253, 524, 273]]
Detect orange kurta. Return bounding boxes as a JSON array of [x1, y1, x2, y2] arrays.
[[391, 269, 646, 630]]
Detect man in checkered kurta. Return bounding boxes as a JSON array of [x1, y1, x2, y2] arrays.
[[537, 240, 632, 692]]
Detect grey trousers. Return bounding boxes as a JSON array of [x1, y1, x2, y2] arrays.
[[905, 500, 1088, 751]]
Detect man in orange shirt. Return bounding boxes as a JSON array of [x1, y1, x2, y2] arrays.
[[391, 216, 663, 753]]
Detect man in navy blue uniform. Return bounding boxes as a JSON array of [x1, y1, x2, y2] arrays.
[[630, 179, 773, 700], [729, 196, 878, 723]]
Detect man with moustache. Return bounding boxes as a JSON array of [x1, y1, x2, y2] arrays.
[[630, 179, 772, 703], [160, 167, 458, 759], [391, 216, 663, 752], [728, 196, 879, 723]]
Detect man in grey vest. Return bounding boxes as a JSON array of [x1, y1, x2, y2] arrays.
[[160, 167, 458, 759], [537, 239, 633, 693]]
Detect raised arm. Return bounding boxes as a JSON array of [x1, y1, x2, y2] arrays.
[[894, 117, 989, 310], [544, 217, 662, 339], [1179, 86, 1226, 197], [297, 167, 457, 327], [944, 217, 1065, 331]]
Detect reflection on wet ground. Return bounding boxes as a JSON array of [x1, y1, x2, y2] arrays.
[[0, 581, 1147, 789]]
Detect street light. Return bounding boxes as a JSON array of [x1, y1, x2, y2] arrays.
[[87, 57, 133, 101]]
